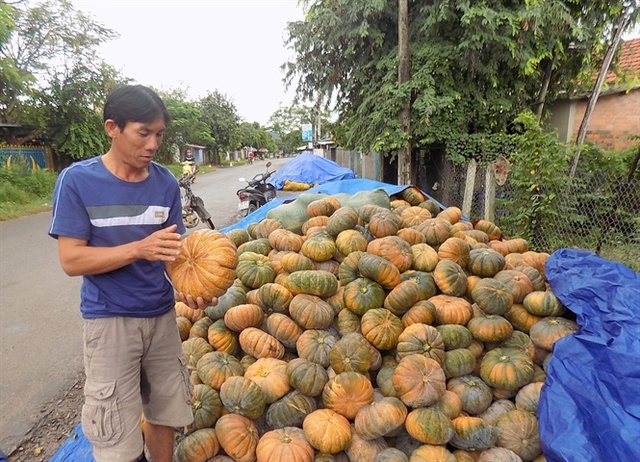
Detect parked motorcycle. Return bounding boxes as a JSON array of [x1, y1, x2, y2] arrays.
[[237, 162, 277, 216], [179, 173, 215, 229]]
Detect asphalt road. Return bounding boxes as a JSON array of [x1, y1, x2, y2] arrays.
[[0, 157, 292, 454]]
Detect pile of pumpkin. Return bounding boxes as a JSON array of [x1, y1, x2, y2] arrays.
[[167, 186, 579, 462]]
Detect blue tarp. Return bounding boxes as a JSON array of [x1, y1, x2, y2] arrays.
[[539, 249, 640, 461], [50, 423, 93, 461], [268, 152, 356, 190]]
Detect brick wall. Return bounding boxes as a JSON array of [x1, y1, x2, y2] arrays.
[[571, 89, 640, 150]]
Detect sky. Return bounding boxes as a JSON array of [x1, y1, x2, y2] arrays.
[[71, 0, 306, 126]]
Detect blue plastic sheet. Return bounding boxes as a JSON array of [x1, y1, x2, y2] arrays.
[[540, 249, 640, 462], [268, 152, 356, 189], [50, 423, 94, 462]]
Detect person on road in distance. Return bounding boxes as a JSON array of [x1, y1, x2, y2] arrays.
[[182, 149, 196, 177], [48, 84, 214, 462]]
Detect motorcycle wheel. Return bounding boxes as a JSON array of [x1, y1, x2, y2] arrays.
[[245, 203, 258, 216]]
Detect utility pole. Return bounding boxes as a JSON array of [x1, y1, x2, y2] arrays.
[[569, 13, 629, 177], [397, 0, 411, 185]]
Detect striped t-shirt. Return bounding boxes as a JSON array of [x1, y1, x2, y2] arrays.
[[49, 156, 185, 319]]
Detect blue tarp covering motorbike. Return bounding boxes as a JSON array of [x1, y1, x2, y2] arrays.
[[540, 249, 640, 461], [268, 152, 356, 190]]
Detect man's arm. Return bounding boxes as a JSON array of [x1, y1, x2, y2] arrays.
[[58, 224, 182, 277]]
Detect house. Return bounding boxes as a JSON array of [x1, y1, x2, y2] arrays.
[[547, 38, 640, 151]]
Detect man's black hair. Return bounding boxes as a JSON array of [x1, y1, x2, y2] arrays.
[[103, 84, 170, 129]]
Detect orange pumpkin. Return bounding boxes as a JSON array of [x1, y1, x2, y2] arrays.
[[256, 427, 314, 462], [367, 236, 413, 272], [302, 409, 352, 454], [438, 237, 472, 267], [223, 303, 265, 332], [354, 396, 408, 440], [215, 414, 260, 462], [322, 371, 374, 419], [264, 313, 303, 349], [268, 228, 304, 252], [169, 229, 238, 301], [238, 327, 285, 359], [306, 196, 342, 217], [392, 354, 446, 407], [361, 308, 404, 351], [244, 357, 291, 404]]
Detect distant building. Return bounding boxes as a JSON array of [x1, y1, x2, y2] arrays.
[[547, 38, 640, 151]]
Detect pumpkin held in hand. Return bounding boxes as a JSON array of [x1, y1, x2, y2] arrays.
[[169, 229, 239, 302]]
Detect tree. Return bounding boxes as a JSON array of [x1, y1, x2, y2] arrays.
[[284, 0, 639, 170], [1, 0, 117, 126], [267, 103, 331, 154], [157, 88, 214, 164], [236, 122, 278, 154], [197, 91, 241, 163], [0, 2, 26, 125], [27, 60, 123, 165]]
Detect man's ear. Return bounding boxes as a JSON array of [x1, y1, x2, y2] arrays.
[[104, 119, 120, 139]]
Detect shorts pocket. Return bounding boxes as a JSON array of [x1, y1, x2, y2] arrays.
[[178, 356, 193, 405], [82, 380, 123, 446]]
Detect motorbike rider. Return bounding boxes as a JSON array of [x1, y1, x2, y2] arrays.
[[181, 149, 197, 181]]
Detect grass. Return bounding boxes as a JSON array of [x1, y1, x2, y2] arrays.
[[0, 163, 220, 221], [599, 243, 640, 273], [0, 167, 58, 220]]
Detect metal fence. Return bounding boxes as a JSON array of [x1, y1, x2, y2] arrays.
[[426, 158, 640, 272]]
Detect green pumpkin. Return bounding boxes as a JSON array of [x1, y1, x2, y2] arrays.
[[326, 205, 360, 237], [405, 407, 454, 445], [450, 416, 497, 451], [219, 376, 267, 419], [284, 269, 338, 297], [338, 250, 366, 285], [237, 237, 272, 256], [265, 390, 317, 429], [436, 325, 473, 351], [188, 384, 222, 433], [343, 277, 386, 315], [205, 285, 246, 320], [471, 278, 513, 316], [400, 270, 437, 300], [286, 357, 329, 397], [236, 251, 276, 289], [467, 248, 506, 277], [441, 348, 476, 379], [448, 375, 494, 415], [480, 347, 535, 391]]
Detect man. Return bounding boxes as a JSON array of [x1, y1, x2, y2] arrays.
[[49, 85, 208, 462]]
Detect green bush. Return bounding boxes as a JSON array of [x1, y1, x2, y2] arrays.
[[0, 167, 58, 219]]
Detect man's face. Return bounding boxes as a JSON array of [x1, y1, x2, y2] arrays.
[[107, 117, 166, 168]]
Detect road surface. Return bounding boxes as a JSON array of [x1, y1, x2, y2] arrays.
[[0, 157, 292, 455]]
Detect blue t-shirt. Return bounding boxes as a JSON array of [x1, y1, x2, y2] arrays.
[[49, 156, 186, 319]]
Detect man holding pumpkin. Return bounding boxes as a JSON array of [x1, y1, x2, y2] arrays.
[[49, 84, 212, 462]]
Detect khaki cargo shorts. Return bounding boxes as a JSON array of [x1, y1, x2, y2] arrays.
[[82, 309, 193, 462]]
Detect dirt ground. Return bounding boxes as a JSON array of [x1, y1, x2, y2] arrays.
[[8, 371, 85, 462]]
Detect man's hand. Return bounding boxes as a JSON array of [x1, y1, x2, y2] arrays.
[[137, 224, 182, 262], [178, 293, 219, 311]]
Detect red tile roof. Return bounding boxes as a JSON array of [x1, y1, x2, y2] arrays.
[[606, 37, 640, 83]]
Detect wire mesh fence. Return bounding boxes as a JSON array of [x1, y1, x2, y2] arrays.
[[426, 158, 640, 272]]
